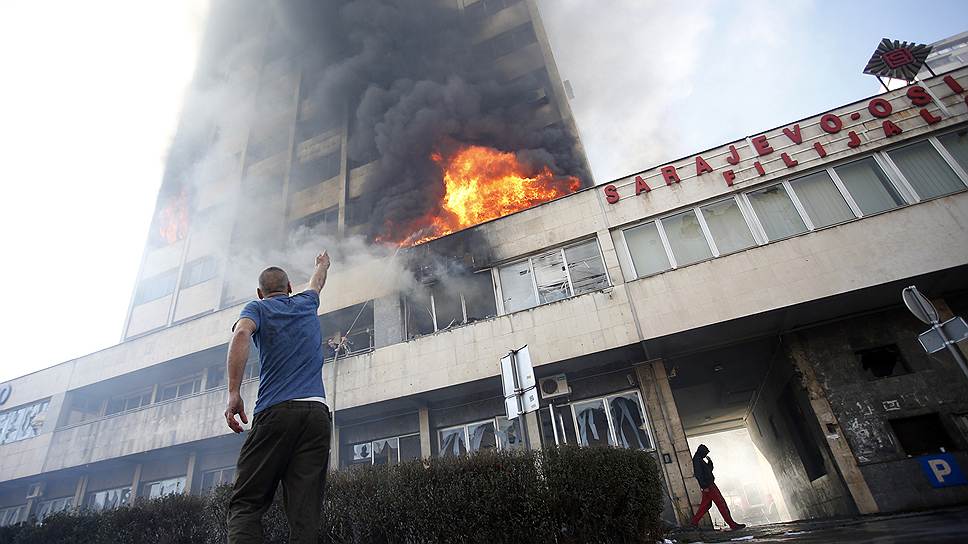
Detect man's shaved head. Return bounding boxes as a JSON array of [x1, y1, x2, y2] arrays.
[[258, 266, 290, 295]]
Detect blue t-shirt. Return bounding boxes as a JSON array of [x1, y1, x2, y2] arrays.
[[235, 290, 325, 414]]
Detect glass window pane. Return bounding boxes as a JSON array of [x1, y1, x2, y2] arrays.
[[608, 393, 652, 450], [700, 198, 755, 255], [499, 261, 537, 313], [350, 442, 372, 464], [889, 140, 965, 199], [467, 421, 497, 452], [747, 184, 808, 240], [399, 435, 421, 461], [496, 416, 526, 450], [372, 437, 399, 466], [789, 171, 855, 228], [939, 130, 968, 172], [564, 241, 608, 295], [834, 158, 904, 215], [532, 249, 570, 304], [573, 399, 612, 446], [624, 222, 671, 277], [439, 428, 467, 457], [661, 209, 713, 266]]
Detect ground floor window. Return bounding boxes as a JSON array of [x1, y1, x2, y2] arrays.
[[438, 416, 525, 457], [200, 467, 236, 494], [143, 476, 186, 499], [540, 390, 653, 451], [36, 496, 73, 522], [348, 433, 421, 466], [87, 486, 130, 511], [0, 505, 26, 527]]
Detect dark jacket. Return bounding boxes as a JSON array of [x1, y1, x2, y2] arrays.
[[692, 444, 715, 489]]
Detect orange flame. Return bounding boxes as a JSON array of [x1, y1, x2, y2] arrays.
[[157, 189, 190, 245], [386, 145, 580, 246]]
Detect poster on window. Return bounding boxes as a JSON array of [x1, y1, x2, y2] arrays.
[[353, 443, 371, 461]]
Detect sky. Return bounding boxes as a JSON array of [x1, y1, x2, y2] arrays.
[[0, 1, 965, 383]]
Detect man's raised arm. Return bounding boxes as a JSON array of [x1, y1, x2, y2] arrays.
[[308, 250, 330, 293], [224, 317, 256, 433]]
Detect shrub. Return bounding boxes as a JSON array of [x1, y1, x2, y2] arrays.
[[0, 446, 664, 544]]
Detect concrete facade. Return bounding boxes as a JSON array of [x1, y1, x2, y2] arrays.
[[2, 52, 968, 529]]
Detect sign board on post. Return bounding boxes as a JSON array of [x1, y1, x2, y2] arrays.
[[903, 286, 968, 381], [919, 317, 968, 353], [918, 453, 968, 488], [903, 286, 940, 325], [501, 346, 540, 420]]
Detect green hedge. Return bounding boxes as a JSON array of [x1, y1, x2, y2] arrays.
[[1, 446, 663, 544]]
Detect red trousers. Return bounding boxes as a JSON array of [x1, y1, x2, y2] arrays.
[[690, 483, 740, 528]]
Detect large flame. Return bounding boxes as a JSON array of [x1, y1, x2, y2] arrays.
[[157, 189, 190, 245], [387, 145, 580, 246]]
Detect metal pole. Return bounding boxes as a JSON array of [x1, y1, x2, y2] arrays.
[[939, 323, 968, 381]]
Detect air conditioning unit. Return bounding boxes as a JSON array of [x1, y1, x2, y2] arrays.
[[26, 482, 44, 499], [539, 374, 570, 400]]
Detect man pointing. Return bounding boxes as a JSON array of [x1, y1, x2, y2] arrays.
[[224, 251, 332, 544]]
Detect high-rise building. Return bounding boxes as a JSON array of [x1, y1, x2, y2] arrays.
[[123, 0, 592, 339], [2, 13, 968, 531]]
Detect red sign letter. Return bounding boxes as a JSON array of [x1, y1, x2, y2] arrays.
[[868, 98, 892, 118], [723, 170, 736, 186], [753, 161, 766, 176], [781, 153, 798, 168], [751, 135, 774, 156], [695, 156, 714, 176], [847, 131, 862, 148], [660, 165, 680, 185], [813, 142, 827, 158], [944, 75, 965, 94], [906, 86, 932, 106], [782, 124, 803, 145], [603, 184, 619, 204], [820, 114, 843, 134], [920, 108, 942, 124], [882, 120, 902, 137], [726, 144, 741, 165], [634, 175, 651, 195]]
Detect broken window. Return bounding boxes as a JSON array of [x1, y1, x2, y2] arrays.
[[143, 476, 186, 499], [438, 417, 522, 457], [320, 302, 375, 357], [573, 399, 611, 447], [0, 399, 50, 445], [87, 487, 131, 511], [856, 345, 909, 380], [568, 392, 653, 450], [498, 239, 609, 314], [405, 273, 497, 338], [35, 496, 73, 523], [889, 413, 959, 457], [540, 404, 578, 446]]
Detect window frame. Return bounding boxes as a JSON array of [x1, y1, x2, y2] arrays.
[[349, 432, 421, 466], [495, 238, 611, 315], [87, 486, 131, 511], [568, 389, 655, 451], [405, 272, 498, 335], [143, 476, 187, 499], [157, 374, 203, 403], [200, 466, 236, 493], [105, 387, 154, 416], [36, 496, 74, 522], [879, 136, 968, 202], [437, 416, 524, 457]]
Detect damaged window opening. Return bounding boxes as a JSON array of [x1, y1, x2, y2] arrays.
[[569, 391, 653, 450], [856, 344, 909, 380], [889, 413, 959, 457], [289, 206, 339, 237], [320, 302, 375, 358], [438, 416, 524, 457], [290, 148, 341, 192], [345, 433, 421, 467], [0, 399, 50, 445], [404, 273, 497, 338], [143, 476, 187, 499], [86, 486, 130, 512], [498, 239, 608, 315]]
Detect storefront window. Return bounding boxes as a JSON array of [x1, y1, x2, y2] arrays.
[[201, 467, 236, 493], [372, 437, 400, 466], [36, 497, 73, 522], [438, 427, 467, 457], [550, 392, 653, 451], [573, 399, 612, 446], [788, 171, 855, 228], [145, 476, 186, 499], [889, 140, 966, 199], [439, 417, 524, 456], [834, 157, 905, 215], [88, 487, 131, 511]]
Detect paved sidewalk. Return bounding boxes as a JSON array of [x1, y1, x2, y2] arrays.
[[667, 505, 968, 543]]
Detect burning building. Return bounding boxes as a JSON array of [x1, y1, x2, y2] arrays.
[[1, 8, 968, 531]]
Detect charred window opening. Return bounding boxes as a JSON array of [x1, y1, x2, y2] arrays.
[[136, 269, 178, 305], [290, 148, 341, 192], [856, 345, 909, 380], [778, 382, 827, 481], [890, 413, 959, 457], [473, 21, 536, 62], [245, 127, 288, 164], [289, 206, 339, 236], [404, 272, 497, 338], [320, 302, 375, 358], [498, 239, 609, 314]]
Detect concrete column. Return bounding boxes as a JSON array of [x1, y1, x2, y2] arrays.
[[72, 474, 88, 508], [419, 407, 432, 459], [130, 463, 143, 505], [635, 360, 700, 526], [329, 423, 340, 471], [184, 451, 198, 495], [523, 411, 542, 450], [787, 337, 879, 515]]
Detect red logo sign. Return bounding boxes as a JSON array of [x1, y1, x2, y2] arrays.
[[882, 47, 915, 69]]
